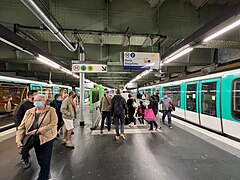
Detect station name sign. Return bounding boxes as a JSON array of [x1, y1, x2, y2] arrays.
[[122, 52, 160, 70], [72, 61, 107, 73]]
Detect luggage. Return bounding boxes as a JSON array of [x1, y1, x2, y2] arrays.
[[144, 108, 156, 121]]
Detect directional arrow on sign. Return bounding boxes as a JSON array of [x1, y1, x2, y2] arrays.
[[102, 66, 107, 71]]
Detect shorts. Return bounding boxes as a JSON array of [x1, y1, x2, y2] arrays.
[[63, 118, 74, 130]]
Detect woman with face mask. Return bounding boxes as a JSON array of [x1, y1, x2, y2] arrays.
[[16, 94, 58, 180]]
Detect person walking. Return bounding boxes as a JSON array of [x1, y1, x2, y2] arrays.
[[50, 94, 64, 138], [111, 89, 127, 140], [60, 91, 76, 148], [148, 96, 159, 130], [14, 90, 38, 128], [100, 91, 112, 134], [160, 92, 173, 128], [16, 94, 57, 180], [137, 101, 145, 124], [127, 94, 136, 126]]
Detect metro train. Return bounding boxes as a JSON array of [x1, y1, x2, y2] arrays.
[[0, 75, 91, 114], [139, 68, 240, 140]]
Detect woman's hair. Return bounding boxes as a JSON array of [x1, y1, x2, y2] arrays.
[[35, 94, 46, 101], [128, 94, 132, 98]]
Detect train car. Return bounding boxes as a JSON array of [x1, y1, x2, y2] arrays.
[[75, 87, 90, 103], [0, 75, 72, 131], [139, 68, 240, 140]]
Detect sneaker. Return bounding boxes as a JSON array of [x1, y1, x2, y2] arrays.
[[148, 129, 153, 131], [100, 130, 103, 134], [169, 126, 172, 129], [115, 136, 120, 140], [22, 161, 31, 169], [120, 134, 126, 140], [155, 126, 158, 131], [62, 139, 67, 144], [66, 141, 75, 148]]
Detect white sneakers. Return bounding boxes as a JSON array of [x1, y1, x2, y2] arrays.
[[66, 141, 75, 148]]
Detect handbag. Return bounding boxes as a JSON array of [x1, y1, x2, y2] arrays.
[[22, 111, 48, 146], [144, 108, 156, 121]]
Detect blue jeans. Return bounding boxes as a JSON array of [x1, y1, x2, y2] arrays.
[[114, 116, 125, 136], [162, 110, 172, 125], [101, 111, 111, 131], [35, 139, 54, 180]]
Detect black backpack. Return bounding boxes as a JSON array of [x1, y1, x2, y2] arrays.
[[113, 97, 124, 116]]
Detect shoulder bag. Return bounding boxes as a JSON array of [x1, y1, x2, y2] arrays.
[[22, 111, 48, 146]]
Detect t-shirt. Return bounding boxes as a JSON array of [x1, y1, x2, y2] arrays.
[[29, 113, 40, 131]]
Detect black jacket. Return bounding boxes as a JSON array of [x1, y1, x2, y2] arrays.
[[50, 100, 63, 124], [110, 95, 127, 117], [148, 99, 158, 116], [14, 100, 34, 127]]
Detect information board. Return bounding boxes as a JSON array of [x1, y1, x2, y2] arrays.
[[123, 52, 160, 70], [72, 62, 107, 73]]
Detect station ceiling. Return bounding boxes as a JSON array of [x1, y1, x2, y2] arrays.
[[0, 0, 240, 88]]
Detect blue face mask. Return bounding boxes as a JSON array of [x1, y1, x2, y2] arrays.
[[57, 98, 62, 101], [34, 101, 43, 107]]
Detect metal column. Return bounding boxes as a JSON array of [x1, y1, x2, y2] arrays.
[[79, 45, 85, 126]]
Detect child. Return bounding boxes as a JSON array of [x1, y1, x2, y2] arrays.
[[137, 101, 145, 124]]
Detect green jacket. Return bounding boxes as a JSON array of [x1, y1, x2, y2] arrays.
[[60, 98, 76, 119]]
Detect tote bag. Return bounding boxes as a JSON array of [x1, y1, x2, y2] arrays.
[[144, 108, 156, 121]]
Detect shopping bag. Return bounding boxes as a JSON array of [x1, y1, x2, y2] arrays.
[[144, 108, 156, 121]]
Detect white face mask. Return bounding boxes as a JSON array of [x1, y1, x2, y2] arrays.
[[164, 95, 167, 98]]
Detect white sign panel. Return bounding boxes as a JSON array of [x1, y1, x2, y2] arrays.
[[123, 52, 160, 70], [72, 64, 107, 73]]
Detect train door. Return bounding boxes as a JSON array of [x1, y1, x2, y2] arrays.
[[185, 82, 200, 124], [199, 78, 222, 132]]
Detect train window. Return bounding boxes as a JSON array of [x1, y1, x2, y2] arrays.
[[232, 79, 240, 120], [201, 82, 217, 117], [163, 86, 181, 107], [186, 84, 197, 112]]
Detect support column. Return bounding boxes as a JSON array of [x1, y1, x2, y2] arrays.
[[79, 45, 85, 126]]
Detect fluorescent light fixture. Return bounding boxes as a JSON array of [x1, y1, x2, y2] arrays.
[[37, 54, 61, 69], [164, 47, 193, 64], [0, 37, 34, 56], [72, 73, 80, 78], [128, 69, 152, 84], [203, 19, 240, 42], [60, 67, 73, 75]]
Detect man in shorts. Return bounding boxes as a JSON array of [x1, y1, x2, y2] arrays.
[[60, 91, 77, 148]]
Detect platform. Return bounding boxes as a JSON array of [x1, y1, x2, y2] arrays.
[[0, 115, 240, 180]]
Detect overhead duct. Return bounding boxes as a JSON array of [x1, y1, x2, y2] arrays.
[[21, 0, 77, 52]]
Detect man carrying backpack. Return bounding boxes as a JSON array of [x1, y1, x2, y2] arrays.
[[111, 89, 127, 140], [14, 90, 38, 129], [160, 92, 173, 129]]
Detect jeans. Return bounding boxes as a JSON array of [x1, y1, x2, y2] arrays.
[[101, 111, 111, 131], [114, 116, 125, 136], [162, 110, 172, 125], [35, 139, 54, 180]]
